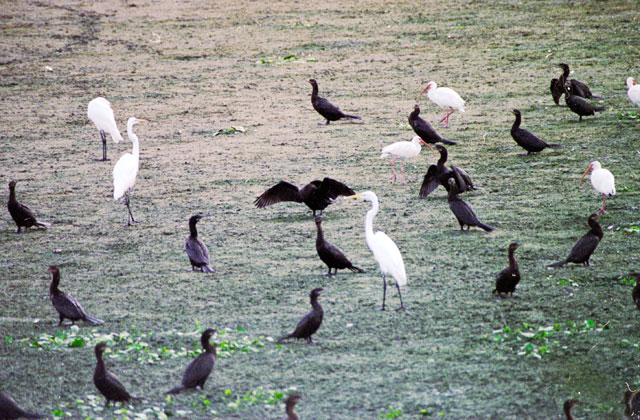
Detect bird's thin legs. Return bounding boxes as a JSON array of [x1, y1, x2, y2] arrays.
[[390, 159, 397, 184], [395, 281, 405, 311], [399, 161, 406, 185], [438, 108, 454, 128], [99, 130, 108, 161], [124, 193, 137, 226], [599, 194, 607, 214], [381, 274, 387, 311]]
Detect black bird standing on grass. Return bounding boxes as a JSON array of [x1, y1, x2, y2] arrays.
[[510, 110, 561, 154], [284, 394, 303, 420], [185, 215, 215, 273], [166, 328, 217, 394], [48, 266, 104, 326], [278, 288, 324, 345], [548, 213, 603, 267], [0, 391, 47, 420], [629, 273, 640, 311], [550, 78, 564, 105], [563, 399, 580, 420], [315, 215, 364, 276], [563, 84, 604, 122], [7, 180, 50, 233], [447, 178, 494, 232], [255, 178, 354, 216], [308, 78, 361, 125], [493, 243, 521, 297], [626, 387, 640, 420], [557, 63, 600, 99], [93, 343, 141, 407], [409, 105, 456, 145], [419, 145, 477, 198]]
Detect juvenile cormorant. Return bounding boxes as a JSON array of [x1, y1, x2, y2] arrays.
[[548, 213, 603, 267], [0, 391, 46, 419], [166, 328, 217, 394], [409, 105, 456, 145], [7, 180, 51, 233], [315, 216, 364, 276], [277, 288, 324, 344], [48, 266, 104, 326], [185, 215, 215, 273], [308, 79, 361, 125], [284, 394, 302, 420], [93, 343, 141, 406], [510, 110, 561, 154], [563, 399, 580, 420], [447, 178, 494, 232], [255, 178, 354, 216], [419, 145, 477, 198], [563, 84, 604, 122], [493, 243, 520, 297]]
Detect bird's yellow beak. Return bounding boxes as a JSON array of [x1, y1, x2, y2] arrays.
[[580, 164, 592, 184], [137, 119, 148, 123], [344, 193, 361, 200]]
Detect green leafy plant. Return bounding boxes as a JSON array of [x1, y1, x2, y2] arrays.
[[381, 405, 403, 418]]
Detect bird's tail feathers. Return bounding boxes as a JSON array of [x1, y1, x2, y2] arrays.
[[23, 412, 48, 419], [478, 222, 495, 232], [343, 114, 361, 120], [439, 139, 457, 145], [594, 106, 605, 112], [202, 265, 216, 274], [547, 143, 562, 148], [130, 395, 143, 402], [84, 315, 105, 325], [165, 385, 184, 395], [35, 221, 51, 228], [349, 265, 366, 273], [590, 94, 603, 98], [547, 259, 567, 268], [277, 334, 293, 344]]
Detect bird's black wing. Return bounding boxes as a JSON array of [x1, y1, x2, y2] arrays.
[[186, 238, 210, 266], [550, 78, 563, 105], [318, 178, 355, 200], [254, 181, 302, 208], [292, 309, 322, 338], [419, 165, 440, 198], [313, 97, 345, 120], [570, 79, 591, 98], [318, 241, 351, 268], [96, 371, 131, 401], [450, 199, 481, 226], [566, 233, 600, 263], [52, 292, 87, 320], [451, 165, 475, 192], [182, 353, 215, 388]]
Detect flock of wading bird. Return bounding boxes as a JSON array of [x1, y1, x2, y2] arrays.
[[3, 63, 640, 420]]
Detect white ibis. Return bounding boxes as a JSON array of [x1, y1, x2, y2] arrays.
[[88, 97, 123, 161], [581, 161, 615, 214], [379, 136, 434, 184], [113, 117, 147, 226], [345, 191, 407, 311], [627, 77, 640, 107], [418, 81, 466, 128]]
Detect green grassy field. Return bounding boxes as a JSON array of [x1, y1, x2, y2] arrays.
[[1, 1, 640, 419]]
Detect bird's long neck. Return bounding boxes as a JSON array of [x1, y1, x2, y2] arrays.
[[189, 221, 199, 238], [511, 113, 521, 131], [508, 249, 519, 272], [310, 295, 322, 312], [315, 222, 324, 247], [561, 65, 570, 81], [8, 185, 15, 202], [202, 336, 216, 355], [447, 184, 458, 202], [310, 82, 318, 101], [589, 217, 604, 239], [437, 149, 448, 167], [127, 125, 140, 160], [563, 405, 574, 420], [364, 199, 378, 251], [409, 108, 419, 123], [286, 402, 299, 420], [95, 352, 106, 374], [49, 272, 60, 294]]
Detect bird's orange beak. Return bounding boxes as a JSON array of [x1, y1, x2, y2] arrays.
[[419, 139, 436, 156], [580, 164, 593, 184]]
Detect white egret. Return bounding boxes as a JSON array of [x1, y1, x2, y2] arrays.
[[581, 161, 615, 214], [627, 77, 640, 107], [88, 97, 123, 161], [418, 81, 466, 128], [113, 117, 146, 226], [346, 191, 406, 311], [379, 136, 434, 185]]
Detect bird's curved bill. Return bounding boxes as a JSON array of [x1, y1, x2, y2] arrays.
[[419, 139, 436, 156], [580, 164, 592, 183], [417, 85, 430, 102]]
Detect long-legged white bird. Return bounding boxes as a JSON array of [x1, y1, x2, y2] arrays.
[[346, 191, 406, 311], [380, 136, 434, 184], [581, 161, 615, 214], [88, 97, 123, 161], [113, 117, 146, 226], [627, 77, 640, 107], [418, 81, 466, 128]]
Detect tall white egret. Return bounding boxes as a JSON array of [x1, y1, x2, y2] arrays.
[[380, 136, 434, 185], [113, 117, 146, 226], [581, 161, 615, 214], [88, 97, 123, 161], [627, 77, 640, 107], [346, 191, 406, 311], [418, 81, 466, 128]]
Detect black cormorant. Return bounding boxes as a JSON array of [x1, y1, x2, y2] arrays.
[[548, 213, 603, 267], [308, 79, 361, 125], [255, 178, 354, 216], [185, 215, 215, 273], [166, 328, 217, 394], [277, 288, 324, 345]]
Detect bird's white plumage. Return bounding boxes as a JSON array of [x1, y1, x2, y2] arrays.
[[113, 118, 143, 200], [424, 81, 466, 112], [88, 97, 123, 142], [380, 136, 425, 161], [627, 77, 640, 106], [588, 161, 615, 196], [358, 191, 407, 286]]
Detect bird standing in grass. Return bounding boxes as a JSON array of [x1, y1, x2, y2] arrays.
[[629, 273, 640, 311], [48, 266, 104, 326], [308, 78, 361, 125], [284, 394, 302, 420], [185, 215, 215, 273], [563, 399, 580, 420], [510, 109, 561, 155], [409, 105, 456, 145], [581, 161, 615, 214], [255, 178, 354, 216], [625, 387, 640, 420], [93, 342, 141, 407], [7, 180, 51, 233], [0, 391, 46, 420], [380, 136, 434, 185], [419, 145, 477, 198], [627, 77, 640, 106], [278, 288, 324, 344], [548, 213, 603, 267], [315, 215, 364, 276], [493, 243, 520, 297], [88, 97, 123, 161], [346, 191, 406, 310], [418, 81, 466, 128], [447, 178, 494, 232], [563, 84, 604, 122], [166, 328, 217, 394], [113, 117, 146, 226], [557, 63, 600, 99]]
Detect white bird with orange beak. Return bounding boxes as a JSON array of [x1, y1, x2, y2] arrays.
[[380, 136, 434, 184], [581, 161, 615, 214], [418, 81, 466, 128]]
